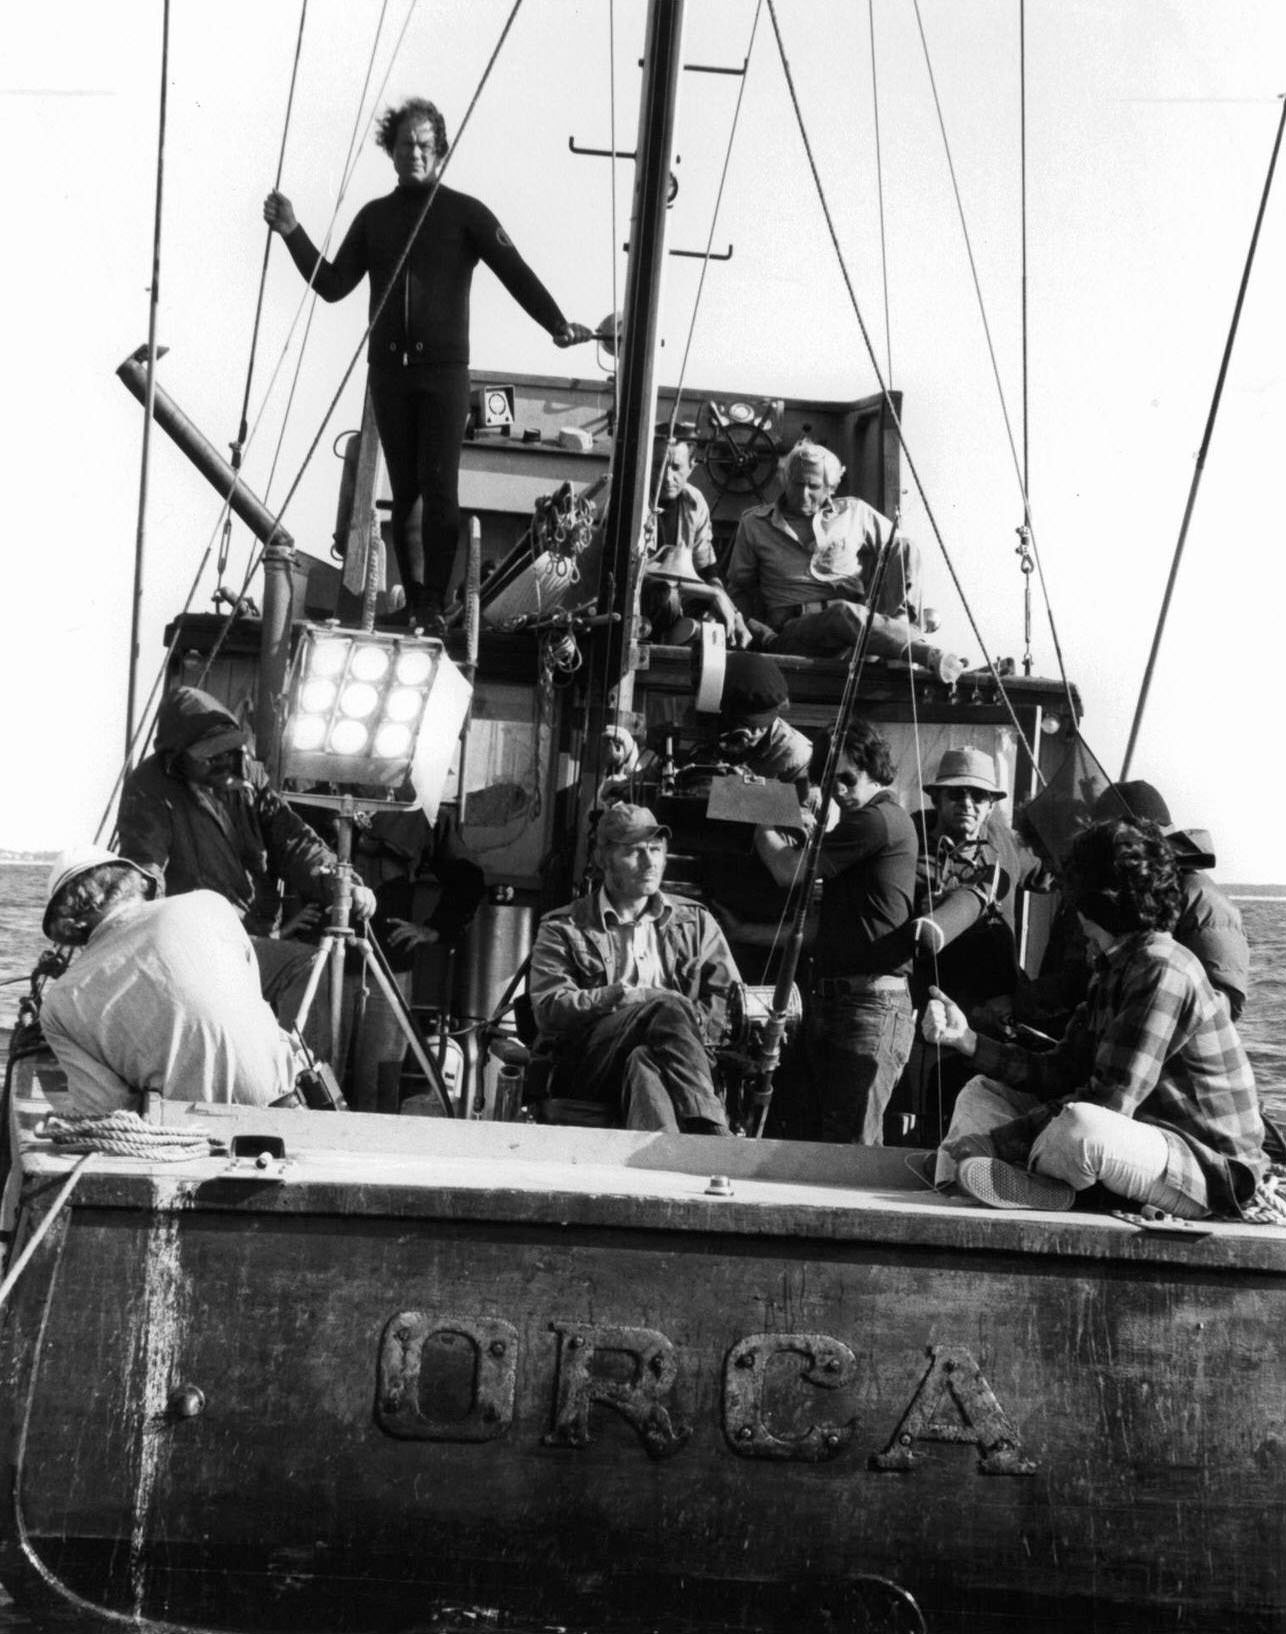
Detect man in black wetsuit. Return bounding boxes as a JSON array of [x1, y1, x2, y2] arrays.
[[264, 96, 593, 633]]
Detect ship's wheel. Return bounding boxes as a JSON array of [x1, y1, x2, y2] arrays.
[[697, 398, 781, 503]]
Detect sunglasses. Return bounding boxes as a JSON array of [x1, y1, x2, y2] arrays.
[[942, 786, 995, 803]]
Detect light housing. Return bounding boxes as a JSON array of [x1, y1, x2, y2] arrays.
[[279, 624, 471, 810]]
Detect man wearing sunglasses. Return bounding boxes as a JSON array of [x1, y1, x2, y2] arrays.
[[909, 747, 1054, 1141]]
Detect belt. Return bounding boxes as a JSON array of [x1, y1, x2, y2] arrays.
[[771, 599, 834, 626], [814, 973, 908, 997]]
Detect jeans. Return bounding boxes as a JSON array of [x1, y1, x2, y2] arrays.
[[939, 1076, 1211, 1218], [770, 601, 937, 668], [369, 365, 472, 610], [811, 979, 915, 1145], [562, 992, 728, 1132]]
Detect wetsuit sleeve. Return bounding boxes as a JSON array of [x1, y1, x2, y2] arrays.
[[282, 209, 370, 302], [468, 200, 569, 334]]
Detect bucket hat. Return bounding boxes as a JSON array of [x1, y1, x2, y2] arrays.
[[924, 747, 1006, 798]]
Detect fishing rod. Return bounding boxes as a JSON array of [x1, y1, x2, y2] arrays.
[[743, 534, 895, 1139], [1121, 92, 1286, 778]]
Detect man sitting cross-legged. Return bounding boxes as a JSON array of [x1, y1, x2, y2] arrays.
[[528, 805, 739, 1133], [920, 818, 1268, 1219]]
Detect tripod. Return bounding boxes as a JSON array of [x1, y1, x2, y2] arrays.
[[291, 792, 454, 1117]]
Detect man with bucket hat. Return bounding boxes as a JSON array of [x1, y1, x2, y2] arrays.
[[908, 747, 1055, 1142], [39, 846, 299, 1113], [529, 805, 740, 1132]]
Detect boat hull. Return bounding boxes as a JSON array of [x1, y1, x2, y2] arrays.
[[2, 1111, 1284, 1633]]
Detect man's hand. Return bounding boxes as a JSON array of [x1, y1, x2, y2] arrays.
[[553, 321, 595, 348], [386, 918, 440, 953], [350, 884, 378, 923], [279, 903, 324, 939], [921, 985, 977, 1056], [941, 1130, 996, 1165], [263, 190, 297, 236]]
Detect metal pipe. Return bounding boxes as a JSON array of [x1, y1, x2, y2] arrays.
[[116, 349, 294, 551], [257, 540, 296, 777], [595, 0, 687, 721]]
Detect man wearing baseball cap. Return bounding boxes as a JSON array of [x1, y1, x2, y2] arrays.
[[528, 805, 740, 1132], [39, 846, 299, 1112]]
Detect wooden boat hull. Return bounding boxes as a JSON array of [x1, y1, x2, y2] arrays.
[[2, 1107, 1284, 1633]]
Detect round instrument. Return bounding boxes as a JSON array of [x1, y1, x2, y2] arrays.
[[723, 981, 804, 1049]]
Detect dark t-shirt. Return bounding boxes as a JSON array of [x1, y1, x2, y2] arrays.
[[813, 790, 918, 978]]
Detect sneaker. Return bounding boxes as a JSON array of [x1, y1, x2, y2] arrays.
[[956, 1156, 1075, 1212]]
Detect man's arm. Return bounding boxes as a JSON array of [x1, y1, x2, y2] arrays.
[[528, 915, 625, 1039], [724, 520, 764, 622], [277, 206, 371, 304], [694, 910, 739, 1045], [115, 771, 172, 895], [471, 201, 578, 338]]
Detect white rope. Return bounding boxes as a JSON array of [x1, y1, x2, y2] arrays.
[[40, 1112, 214, 1162], [0, 1155, 92, 1311]]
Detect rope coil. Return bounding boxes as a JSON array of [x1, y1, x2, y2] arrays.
[[39, 1112, 214, 1163]]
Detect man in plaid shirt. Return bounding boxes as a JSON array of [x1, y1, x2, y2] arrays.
[[922, 818, 1267, 1217]]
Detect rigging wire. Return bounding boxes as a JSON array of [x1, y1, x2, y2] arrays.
[[908, 0, 1077, 728], [123, 0, 171, 768], [867, 0, 893, 384], [657, 0, 765, 465], [1121, 90, 1286, 779], [764, 0, 1044, 785], [608, 0, 621, 436], [219, 0, 311, 587], [95, 0, 415, 836], [202, 0, 527, 685]]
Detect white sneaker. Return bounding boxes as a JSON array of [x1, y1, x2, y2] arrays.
[[957, 1156, 1075, 1212]]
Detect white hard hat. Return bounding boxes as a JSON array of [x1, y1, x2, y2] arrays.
[[43, 845, 155, 938]]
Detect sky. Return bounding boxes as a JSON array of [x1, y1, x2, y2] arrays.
[[2, 0, 1285, 877]]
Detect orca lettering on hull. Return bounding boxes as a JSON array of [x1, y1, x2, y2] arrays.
[[375, 1314, 1037, 1473]]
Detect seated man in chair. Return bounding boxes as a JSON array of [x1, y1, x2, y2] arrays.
[[528, 805, 740, 1133]]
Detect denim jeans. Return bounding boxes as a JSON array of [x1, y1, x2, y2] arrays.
[[939, 1076, 1211, 1218], [811, 979, 915, 1145], [563, 992, 728, 1132]]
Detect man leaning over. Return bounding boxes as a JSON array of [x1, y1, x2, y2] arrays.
[[39, 846, 299, 1114], [528, 805, 739, 1133]]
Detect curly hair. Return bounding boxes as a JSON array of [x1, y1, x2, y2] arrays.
[[374, 99, 448, 158], [1062, 818, 1180, 936], [810, 719, 895, 789], [46, 864, 153, 947]]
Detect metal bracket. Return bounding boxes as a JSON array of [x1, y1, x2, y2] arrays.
[[223, 1133, 289, 1181]]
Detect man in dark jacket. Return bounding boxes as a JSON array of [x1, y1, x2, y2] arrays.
[[116, 686, 375, 1040], [754, 720, 918, 1144]]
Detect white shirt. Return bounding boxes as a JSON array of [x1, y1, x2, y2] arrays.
[[42, 891, 296, 1113]]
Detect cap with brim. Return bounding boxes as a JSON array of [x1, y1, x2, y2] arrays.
[[925, 747, 1006, 797], [42, 845, 156, 938], [596, 803, 672, 848], [185, 726, 248, 761]]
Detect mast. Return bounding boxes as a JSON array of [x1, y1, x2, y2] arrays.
[[593, 0, 687, 720]]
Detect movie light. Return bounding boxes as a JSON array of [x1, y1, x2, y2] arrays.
[[280, 625, 451, 789]]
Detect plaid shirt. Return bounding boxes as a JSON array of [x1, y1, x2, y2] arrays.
[[973, 931, 1265, 1216]]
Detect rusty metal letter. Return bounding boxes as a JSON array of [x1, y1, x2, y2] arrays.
[[722, 1333, 857, 1461], [544, 1322, 690, 1459], [376, 1312, 517, 1442], [872, 1344, 1036, 1475]]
